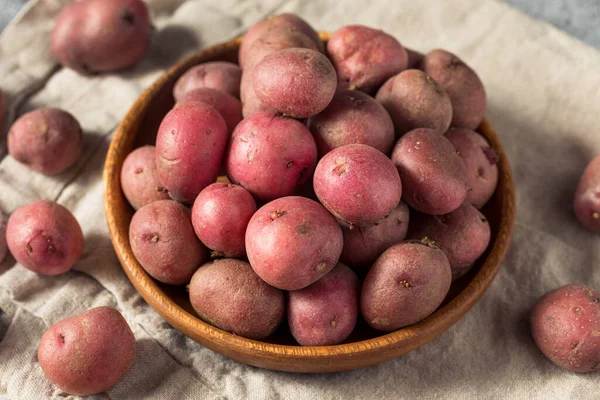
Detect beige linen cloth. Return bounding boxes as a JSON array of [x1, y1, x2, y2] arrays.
[[1, 0, 600, 398]]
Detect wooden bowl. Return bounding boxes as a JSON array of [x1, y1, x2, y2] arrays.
[[103, 33, 516, 373]]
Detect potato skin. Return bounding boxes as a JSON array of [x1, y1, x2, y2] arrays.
[[406, 48, 424, 69], [408, 203, 491, 281], [51, 0, 151, 73], [8, 108, 82, 175], [391, 128, 468, 215], [240, 72, 274, 118], [314, 144, 402, 226], [327, 25, 408, 94], [340, 201, 410, 273], [129, 200, 208, 285], [225, 112, 317, 201], [308, 90, 395, 157], [375, 69, 452, 137], [6, 200, 83, 276], [574, 155, 600, 233], [421, 49, 487, 130], [38, 307, 135, 396], [189, 259, 285, 340], [253, 48, 337, 118], [0, 211, 7, 264], [361, 241, 452, 331], [155, 102, 228, 204], [445, 128, 498, 208], [191, 183, 257, 258], [288, 263, 359, 346], [245, 196, 343, 290], [178, 88, 243, 135], [173, 62, 241, 101], [121, 145, 170, 210], [531, 284, 600, 373]]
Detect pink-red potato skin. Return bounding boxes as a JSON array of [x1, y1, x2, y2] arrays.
[[177, 88, 243, 135], [129, 200, 208, 285], [375, 69, 453, 137], [574, 155, 600, 233], [392, 128, 468, 215], [189, 259, 285, 340], [225, 112, 317, 201], [245, 196, 343, 290], [531, 284, 600, 373], [173, 62, 241, 101], [6, 201, 83, 276], [51, 0, 151, 73], [155, 102, 228, 204], [253, 48, 337, 118], [191, 183, 257, 258], [38, 307, 135, 396], [308, 90, 395, 157], [361, 241, 452, 331], [0, 211, 7, 264], [239, 13, 323, 68], [408, 203, 491, 281], [8, 108, 83, 175], [120, 145, 170, 210], [327, 25, 408, 94], [314, 144, 402, 226], [421, 49, 487, 130], [340, 202, 410, 272], [240, 72, 273, 118], [288, 263, 360, 346]]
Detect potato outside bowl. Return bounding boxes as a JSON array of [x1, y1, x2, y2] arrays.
[[103, 32, 516, 373]]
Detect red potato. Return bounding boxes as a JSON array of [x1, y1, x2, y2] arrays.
[[120, 145, 170, 210], [375, 69, 453, 137], [253, 48, 337, 118], [178, 88, 243, 135], [245, 196, 343, 290], [421, 49, 487, 130], [240, 72, 273, 118], [0, 211, 7, 264], [38, 307, 135, 396], [191, 183, 257, 258], [8, 108, 83, 175], [391, 128, 468, 215], [6, 201, 83, 276], [129, 200, 208, 285], [361, 240, 452, 331], [189, 259, 285, 340], [406, 48, 425, 69], [173, 62, 241, 101], [51, 0, 152, 73], [327, 25, 408, 94], [408, 203, 491, 281], [531, 284, 600, 373], [574, 155, 600, 233], [445, 128, 499, 208], [308, 90, 395, 157], [225, 112, 317, 202], [288, 263, 359, 346], [340, 201, 410, 273], [155, 102, 228, 204], [313, 144, 402, 227]]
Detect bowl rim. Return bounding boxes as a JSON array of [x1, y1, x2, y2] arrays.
[[103, 32, 516, 372]]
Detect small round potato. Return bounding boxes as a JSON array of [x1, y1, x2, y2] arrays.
[[0, 211, 7, 264], [121, 145, 170, 210], [189, 259, 285, 340], [391, 128, 468, 215], [314, 144, 402, 227], [38, 307, 135, 396], [6, 200, 84, 276], [361, 240, 452, 331], [191, 183, 257, 258], [288, 263, 360, 346], [531, 284, 600, 373], [574, 155, 600, 233], [253, 48, 337, 118], [327, 25, 408, 94], [375, 69, 453, 137], [173, 61, 241, 101], [8, 108, 83, 175], [245, 196, 343, 290], [129, 200, 208, 285], [177, 88, 243, 135], [421, 49, 487, 130], [243, 29, 319, 72], [308, 90, 395, 157]]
